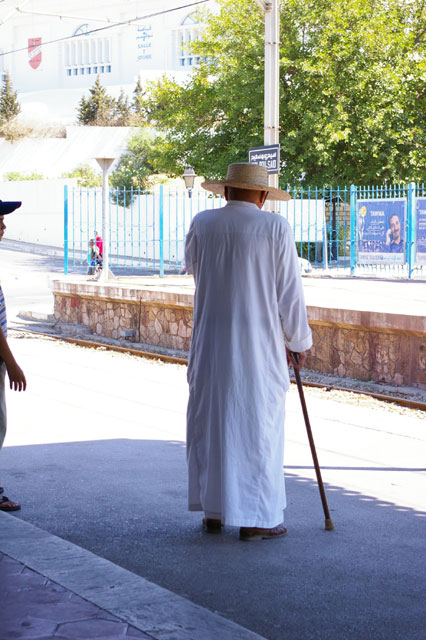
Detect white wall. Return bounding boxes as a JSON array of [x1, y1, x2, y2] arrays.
[[0, 178, 76, 247], [0, 126, 132, 178]]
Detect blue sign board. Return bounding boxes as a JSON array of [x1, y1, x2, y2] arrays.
[[357, 199, 406, 264], [249, 144, 280, 174], [415, 198, 426, 264]]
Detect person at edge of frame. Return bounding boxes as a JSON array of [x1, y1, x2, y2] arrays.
[[0, 200, 27, 511], [184, 163, 312, 541]]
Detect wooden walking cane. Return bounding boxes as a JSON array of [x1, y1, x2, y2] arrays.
[[291, 352, 334, 531]]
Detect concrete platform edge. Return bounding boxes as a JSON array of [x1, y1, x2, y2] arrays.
[[0, 512, 265, 640]]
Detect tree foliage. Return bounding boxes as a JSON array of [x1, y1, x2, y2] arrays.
[[61, 164, 103, 187], [4, 171, 44, 181], [143, 0, 426, 185], [77, 77, 147, 126], [0, 73, 21, 124], [109, 130, 156, 203], [77, 76, 115, 125]]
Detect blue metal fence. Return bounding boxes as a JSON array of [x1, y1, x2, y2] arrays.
[[64, 183, 425, 278]]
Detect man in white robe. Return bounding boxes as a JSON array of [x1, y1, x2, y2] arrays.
[[185, 163, 312, 541]]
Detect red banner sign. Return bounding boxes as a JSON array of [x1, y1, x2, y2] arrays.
[[28, 38, 42, 69]]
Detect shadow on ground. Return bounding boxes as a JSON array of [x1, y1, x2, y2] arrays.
[[2, 439, 425, 640]]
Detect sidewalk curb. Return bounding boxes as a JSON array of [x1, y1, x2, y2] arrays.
[[18, 310, 56, 323], [0, 512, 265, 640]]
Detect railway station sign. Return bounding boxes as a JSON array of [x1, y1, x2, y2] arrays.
[[249, 144, 280, 174]]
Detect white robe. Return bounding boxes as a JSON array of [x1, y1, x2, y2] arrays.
[[185, 200, 312, 527]]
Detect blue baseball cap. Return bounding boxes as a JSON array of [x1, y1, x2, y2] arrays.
[[0, 200, 22, 215]]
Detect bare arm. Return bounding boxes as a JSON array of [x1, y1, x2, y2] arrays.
[[0, 329, 26, 391]]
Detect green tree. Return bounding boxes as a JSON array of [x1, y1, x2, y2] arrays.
[[0, 73, 21, 123], [61, 164, 103, 187], [132, 77, 146, 121], [4, 171, 44, 180], [109, 130, 156, 204], [143, 0, 426, 185], [77, 76, 115, 125], [112, 90, 132, 126], [77, 77, 138, 126]]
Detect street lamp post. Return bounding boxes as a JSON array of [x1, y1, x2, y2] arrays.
[[183, 165, 196, 198], [95, 157, 115, 282]]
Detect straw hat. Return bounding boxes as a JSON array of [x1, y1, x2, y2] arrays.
[[202, 163, 290, 201]]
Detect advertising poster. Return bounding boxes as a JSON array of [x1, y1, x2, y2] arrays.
[[415, 198, 426, 264], [357, 199, 406, 264]]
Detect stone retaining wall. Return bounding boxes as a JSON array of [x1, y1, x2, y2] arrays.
[[53, 279, 194, 352], [51, 278, 426, 389]]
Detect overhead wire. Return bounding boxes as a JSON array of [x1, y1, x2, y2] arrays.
[[0, 0, 211, 58]]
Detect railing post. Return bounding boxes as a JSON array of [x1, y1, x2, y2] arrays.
[[350, 184, 357, 276], [322, 188, 328, 270], [64, 184, 69, 275], [407, 182, 416, 278], [159, 184, 164, 277]]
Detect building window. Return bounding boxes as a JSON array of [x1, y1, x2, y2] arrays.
[[1, 50, 8, 84], [65, 37, 112, 77], [175, 13, 202, 69]]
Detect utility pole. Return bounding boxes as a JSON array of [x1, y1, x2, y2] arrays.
[[254, 0, 280, 210], [95, 157, 115, 282]]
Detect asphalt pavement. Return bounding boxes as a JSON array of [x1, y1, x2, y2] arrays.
[[0, 332, 425, 640], [0, 242, 425, 639]]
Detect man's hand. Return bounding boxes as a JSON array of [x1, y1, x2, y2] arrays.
[[286, 348, 307, 370], [6, 361, 27, 391]]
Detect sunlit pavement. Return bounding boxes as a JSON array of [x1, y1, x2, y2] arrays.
[[0, 333, 425, 640]]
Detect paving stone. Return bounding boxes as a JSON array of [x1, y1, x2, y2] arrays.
[[125, 627, 154, 638], [1, 565, 46, 591], [23, 600, 114, 623], [1, 615, 58, 639], [0, 552, 25, 576], [0, 555, 152, 640], [16, 637, 70, 640], [57, 618, 129, 638]]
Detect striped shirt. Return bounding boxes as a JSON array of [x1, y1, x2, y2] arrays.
[[0, 284, 7, 337]]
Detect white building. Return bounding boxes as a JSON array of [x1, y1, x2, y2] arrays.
[[0, 0, 215, 122]]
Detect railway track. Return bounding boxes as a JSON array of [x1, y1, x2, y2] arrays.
[[11, 327, 426, 412]]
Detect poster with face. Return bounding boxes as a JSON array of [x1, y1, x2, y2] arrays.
[[415, 198, 426, 265], [357, 199, 406, 264]]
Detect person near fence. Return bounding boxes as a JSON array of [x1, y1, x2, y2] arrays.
[[184, 163, 312, 541], [95, 231, 103, 258], [86, 238, 102, 275], [0, 200, 27, 511]]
